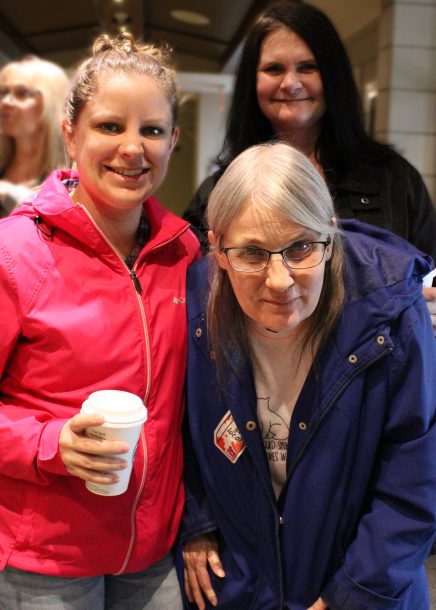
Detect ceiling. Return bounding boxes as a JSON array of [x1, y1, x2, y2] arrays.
[[0, 0, 380, 72], [0, 0, 270, 70]]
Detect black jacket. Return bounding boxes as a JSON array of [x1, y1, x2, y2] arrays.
[[183, 149, 436, 262]]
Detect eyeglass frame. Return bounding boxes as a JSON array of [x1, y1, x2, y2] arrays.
[[219, 237, 332, 272], [0, 86, 41, 102]]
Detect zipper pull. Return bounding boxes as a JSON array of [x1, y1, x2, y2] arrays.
[[130, 270, 142, 294]]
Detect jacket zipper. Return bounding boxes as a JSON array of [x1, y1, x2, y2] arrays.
[[275, 343, 393, 607], [79, 206, 193, 572], [130, 269, 142, 293], [114, 258, 157, 573], [114, 225, 194, 572], [287, 343, 393, 480], [78, 205, 153, 574]]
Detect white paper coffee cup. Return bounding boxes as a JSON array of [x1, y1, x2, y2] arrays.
[[81, 389, 147, 496]]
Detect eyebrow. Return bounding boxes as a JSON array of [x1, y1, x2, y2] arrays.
[[230, 231, 316, 247], [90, 112, 171, 124], [258, 54, 317, 65]]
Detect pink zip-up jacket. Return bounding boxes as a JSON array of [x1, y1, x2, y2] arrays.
[[0, 170, 200, 577]]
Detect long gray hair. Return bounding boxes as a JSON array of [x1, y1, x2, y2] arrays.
[[206, 142, 344, 371]]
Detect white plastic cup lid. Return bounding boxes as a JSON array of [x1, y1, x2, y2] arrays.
[[82, 390, 147, 424]]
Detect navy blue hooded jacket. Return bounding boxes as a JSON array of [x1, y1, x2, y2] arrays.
[[183, 220, 436, 610]]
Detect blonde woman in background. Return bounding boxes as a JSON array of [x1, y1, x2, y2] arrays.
[[0, 54, 69, 215]]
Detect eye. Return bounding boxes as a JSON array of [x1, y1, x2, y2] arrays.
[[260, 63, 284, 75], [0, 87, 38, 101], [297, 62, 319, 74], [14, 87, 33, 100], [141, 126, 165, 137], [285, 241, 313, 259], [238, 247, 268, 263], [98, 122, 121, 134]]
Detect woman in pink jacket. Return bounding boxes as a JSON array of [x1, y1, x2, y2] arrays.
[[0, 33, 199, 609]]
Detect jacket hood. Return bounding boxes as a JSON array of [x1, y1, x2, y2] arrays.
[[341, 219, 431, 304], [13, 169, 191, 254], [333, 219, 432, 352]]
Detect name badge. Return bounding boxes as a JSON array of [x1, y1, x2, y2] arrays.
[[214, 410, 246, 463]]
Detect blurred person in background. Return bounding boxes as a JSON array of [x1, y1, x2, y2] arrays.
[[0, 54, 69, 216]]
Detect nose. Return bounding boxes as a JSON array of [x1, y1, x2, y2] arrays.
[[119, 131, 144, 157], [280, 71, 302, 94], [265, 256, 294, 292]]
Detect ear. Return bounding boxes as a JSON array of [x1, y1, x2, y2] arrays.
[[169, 126, 179, 154], [208, 231, 227, 270], [325, 217, 337, 262], [62, 119, 76, 161]]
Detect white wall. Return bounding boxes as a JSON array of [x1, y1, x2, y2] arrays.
[[177, 73, 234, 188]]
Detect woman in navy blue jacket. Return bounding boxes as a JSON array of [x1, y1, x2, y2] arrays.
[[182, 142, 436, 610]]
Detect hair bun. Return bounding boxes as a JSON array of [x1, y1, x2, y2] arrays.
[[93, 32, 137, 55]]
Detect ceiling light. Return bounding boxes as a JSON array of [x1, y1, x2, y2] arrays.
[[112, 10, 131, 25], [170, 10, 210, 26]]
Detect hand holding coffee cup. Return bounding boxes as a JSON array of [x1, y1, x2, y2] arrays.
[[59, 411, 130, 489], [59, 390, 147, 496]]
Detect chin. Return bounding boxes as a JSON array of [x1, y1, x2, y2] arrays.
[[262, 318, 299, 333]]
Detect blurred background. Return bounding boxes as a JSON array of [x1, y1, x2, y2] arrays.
[[0, 0, 434, 215]]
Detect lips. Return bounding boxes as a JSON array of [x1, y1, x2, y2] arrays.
[[263, 298, 297, 307], [272, 98, 310, 103]]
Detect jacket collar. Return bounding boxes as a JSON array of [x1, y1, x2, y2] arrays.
[[14, 169, 191, 254], [330, 163, 380, 194]]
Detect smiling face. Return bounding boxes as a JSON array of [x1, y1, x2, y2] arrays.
[[63, 71, 178, 222], [0, 64, 44, 140], [210, 202, 331, 337], [256, 27, 325, 141]]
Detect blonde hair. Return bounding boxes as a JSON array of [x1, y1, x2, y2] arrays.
[[0, 55, 69, 179], [206, 142, 344, 371], [65, 33, 178, 127]]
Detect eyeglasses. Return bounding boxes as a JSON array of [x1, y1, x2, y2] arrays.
[[0, 86, 41, 102], [219, 238, 331, 272]]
